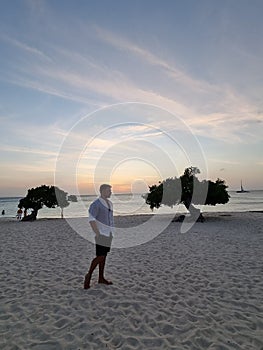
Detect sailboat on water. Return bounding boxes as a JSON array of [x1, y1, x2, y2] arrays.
[[236, 180, 249, 193]]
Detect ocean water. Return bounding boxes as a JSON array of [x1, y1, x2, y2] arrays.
[[0, 191, 262, 220]]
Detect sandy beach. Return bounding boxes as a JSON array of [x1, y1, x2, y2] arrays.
[[0, 212, 263, 349]]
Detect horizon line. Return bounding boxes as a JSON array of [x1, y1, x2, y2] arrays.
[[1, 188, 263, 199]]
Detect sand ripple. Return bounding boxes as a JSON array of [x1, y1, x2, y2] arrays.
[[0, 213, 263, 349]]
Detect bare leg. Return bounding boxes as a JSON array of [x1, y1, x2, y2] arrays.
[[98, 256, 106, 282], [84, 256, 104, 289], [98, 256, 112, 285]]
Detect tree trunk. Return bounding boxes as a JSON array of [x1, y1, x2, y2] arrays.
[[22, 209, 37, 221], [183, 197, 205, 222], [32, 209, 38, 220]]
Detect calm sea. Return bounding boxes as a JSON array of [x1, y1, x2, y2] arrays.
[[0, 191, 262, 219]]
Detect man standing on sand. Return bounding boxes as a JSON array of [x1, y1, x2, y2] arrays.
[[84, 184, 114, 289]]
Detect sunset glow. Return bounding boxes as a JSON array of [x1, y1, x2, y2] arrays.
[[0, 1, 262, 196]]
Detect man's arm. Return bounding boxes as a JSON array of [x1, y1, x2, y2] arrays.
[[89, 201, 100, 236], [89, 220, 100, 237]]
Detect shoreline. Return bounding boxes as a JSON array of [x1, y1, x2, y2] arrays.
[[1, 209, 262, 222]]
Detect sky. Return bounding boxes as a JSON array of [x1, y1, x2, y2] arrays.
[[0, 0, 263, 196]]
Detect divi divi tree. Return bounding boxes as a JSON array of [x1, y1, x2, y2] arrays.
[[18, 185, 70, 220], [145, 167, 230, 221]]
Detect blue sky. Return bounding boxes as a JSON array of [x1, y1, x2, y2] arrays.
[[0, 0, 263, 196]]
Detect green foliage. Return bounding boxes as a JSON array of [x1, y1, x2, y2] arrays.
[[145, 167, 229, 212], [206, 179, 230, 205], [18, 185, 69, 219], [55, 187, 70, 209], [68, 194, 78, 202]]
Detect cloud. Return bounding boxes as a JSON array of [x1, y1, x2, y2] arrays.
[[4, 55, 196, 120], [209, 158, 240, 165], [0, 34, 52, 62], [8, 58, 260, 144], [2, 28, 262, 146], [2, 162, 54, 174], [94, 26, 215, 94], [0, 145, 57, 157], [2, 74, 103, 107]]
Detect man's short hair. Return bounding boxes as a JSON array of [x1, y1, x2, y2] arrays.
[[99, 184, 112, 193]]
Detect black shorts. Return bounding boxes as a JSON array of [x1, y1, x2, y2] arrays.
[[96, 244, 110, 256], [95, 234, 113, 256]]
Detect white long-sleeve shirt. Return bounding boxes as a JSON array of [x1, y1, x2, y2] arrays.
[[88, 197, 114, 237]]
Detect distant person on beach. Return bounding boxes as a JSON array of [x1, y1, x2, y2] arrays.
[[17, 208, 22, 220], [2, 209, 5, 215], [84, 184, 114, 289]]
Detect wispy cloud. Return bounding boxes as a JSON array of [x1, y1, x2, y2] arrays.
[[209, 158, 241, 165], [115, 124, 164, 140], [8, 59, 260, 144], [4, 57, 195, 119], [2, 28, 262, 146], [2, 161, 54, 174], [0, 145, 58, 157], [0, 34, 52, 62], [2, 74, 103, 107], [94, 26, 220, 95]]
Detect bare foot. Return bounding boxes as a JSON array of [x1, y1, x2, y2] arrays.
[[98, 278, 113, 285], [84, 273, 91, 289]]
